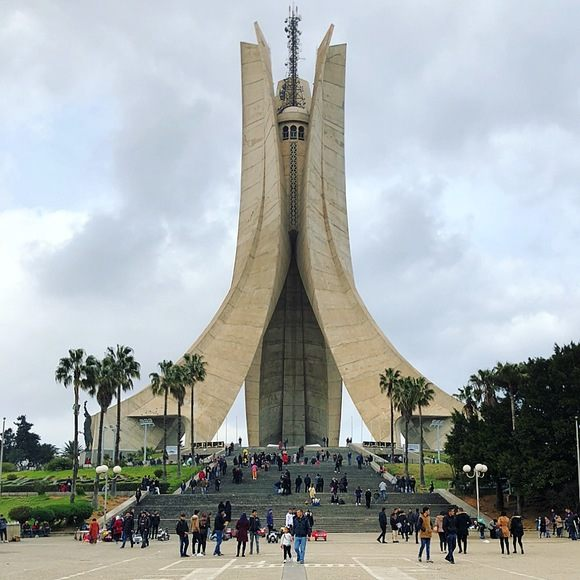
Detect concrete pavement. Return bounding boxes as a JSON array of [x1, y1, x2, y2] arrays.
[[0, 533, 578, 579]]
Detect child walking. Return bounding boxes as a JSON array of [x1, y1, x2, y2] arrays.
[[281, 527, 293, 563]]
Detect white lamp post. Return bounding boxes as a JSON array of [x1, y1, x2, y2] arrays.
[[463, 463, 488, 522], [96, 464, 122, 528]]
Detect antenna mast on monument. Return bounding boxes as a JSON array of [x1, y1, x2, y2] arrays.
[[279, 4, 305, 111]]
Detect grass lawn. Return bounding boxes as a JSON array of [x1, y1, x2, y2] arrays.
[[387, 462, 454, 489], [0, 495, 92, 516], [1, 464, 201, 493]]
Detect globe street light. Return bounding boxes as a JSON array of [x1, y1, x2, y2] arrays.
[[96, 464, 122, 528], [463, 463, 488, 522]]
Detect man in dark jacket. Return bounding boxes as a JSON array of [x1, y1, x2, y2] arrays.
[[248, 510, 261, 555], [295, 475, 303, 493], [175, 513, 189, 557], [293, 509, 312, 564], [213, 510, 226, 556], [455, 507, 471, 554], [304, 474, 311, 492], [442, 506, 458, 564], [377, 508, 388, 543], [120, 512, 134, 548], [365, 488, 372, 509]]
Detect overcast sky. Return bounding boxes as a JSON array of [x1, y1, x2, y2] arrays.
[[1, 1, 579, 449]]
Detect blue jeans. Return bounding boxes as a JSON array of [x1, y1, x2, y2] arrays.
[[446, 533, 457, 562], [294, 536, 307, 563], [418, 538, 431, 560], [179, 533, 189, 556], [213, 530, 223, 555]]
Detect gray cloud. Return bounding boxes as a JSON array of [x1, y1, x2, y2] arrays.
[[1, 1, 580, 445]]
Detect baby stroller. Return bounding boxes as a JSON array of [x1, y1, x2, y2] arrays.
[[157, 528, 170, 541], [267, 530, 280, 543]]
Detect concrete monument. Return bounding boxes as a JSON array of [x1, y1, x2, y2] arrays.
[[94, 13, 460, 452]]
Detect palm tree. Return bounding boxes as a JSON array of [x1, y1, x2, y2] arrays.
[[456, 384, 477, 419], [415, 377, 435, 487], [150, 360, 174, 480], [87, 357, 117, 507], [55, 349, 98, 503], [391, 376, 420, 476], [468, 369, 497, 408], [107, 345, 140, 469], [379, 367, 401, 463], [493, 362, 525, 431], [170, 366, 187, 479], [182, 353, 207, 460], [61, 440, 85, 461]]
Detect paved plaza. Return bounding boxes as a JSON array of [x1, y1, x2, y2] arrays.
[[0, 533, 577, 580]]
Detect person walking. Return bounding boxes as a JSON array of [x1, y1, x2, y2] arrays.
[[417, 506, 434, 563], [281, 526, 293, 563], [435, 511, 446, 553], [497, 511, 510, 555], [139, 511, 150, 548], [0, 514, 9, 543], [88, 518, 100, 544], [365, 488, 372, 509], [355, 486, 363, 506], [176, 513, 190, 558], [151, 511, 160, 539], [455, 507, 470, 554], [251, 463, 258, 481], [510, 513, 524, 554], [293, 509, 312, 564], [235, 513, 250, 557], [213, 510, 226, 556], [390, 509, 400, 543], [120, 512, 134, 548], [198, 512, 209, 556], [249, 510, 261, 555], [190, 511, 201, 556], [443, 506, 458, 564], [377, 507, 388, 543], [295, 475, 303, 493], [378, 480, 388, 502]]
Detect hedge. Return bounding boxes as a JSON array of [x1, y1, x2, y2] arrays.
[[1, 462, 16, 473], [8, 506, 31, 523], [46, 457, 73, 471]]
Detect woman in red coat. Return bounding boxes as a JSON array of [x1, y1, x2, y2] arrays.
[[88, 518, 100, 544], [235, 513, 250, 557], [112, 516, 123, 542]]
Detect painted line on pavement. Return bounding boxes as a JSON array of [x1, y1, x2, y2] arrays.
[[54, 557, 139, 580], [478, 563, 548, 580], [181, 558, 236, 580], [159, 560, 186, 571], [352, 557, 416, 580]]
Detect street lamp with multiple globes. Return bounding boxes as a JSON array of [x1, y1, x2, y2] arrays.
[[463, 463, 488, 522], [95, 464, 122, 527]]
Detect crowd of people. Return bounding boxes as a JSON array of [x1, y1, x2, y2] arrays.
[[535, 509, 579, 540], [376, 504, 527, 563]]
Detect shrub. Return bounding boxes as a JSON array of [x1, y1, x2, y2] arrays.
[[154, 469, 163, 478], [1, 462, 16, 472], [46, 457, 73, 471], [76, 486, 86, 496], [9, 506, 31, 523], [6, 473, 17, 481], [69, 502, 92, 525], [30, 507, 56, 524], [34, 481, 49, 495], [51, 504, 72, 526]]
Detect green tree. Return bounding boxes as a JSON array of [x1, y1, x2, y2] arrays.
[[150, 360, 174, 480], [456, 384, 478, 419], [8, 416, 56, 467], [107, 345, 141, 471], [55, 349, 98, 503], [87, 356, 117, 507], [61, 440, 84, 461], [415, 377, 435, 486], [493, 362, 525, 432], [379, 368, 401, 463], [468, 369, 497, 408], [391, 376, 420, 476], [170, 365, 187, 479], [182, 353, 207, 460]]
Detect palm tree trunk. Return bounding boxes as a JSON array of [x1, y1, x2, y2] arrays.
[[404, 418, 409, 476], [113, 384, 121, 496], [162, 389, 168, 480], [509, 390, 516, 431], [71, 383, 79, 504], [419, 405, 425, 487], [177, 402, 182, 479], [92, 408, 105, 508], [390, 396, 395, 464], [190, 382, 195, 461]]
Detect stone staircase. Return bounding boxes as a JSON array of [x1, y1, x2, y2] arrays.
[[139, 447, 451, 533]]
